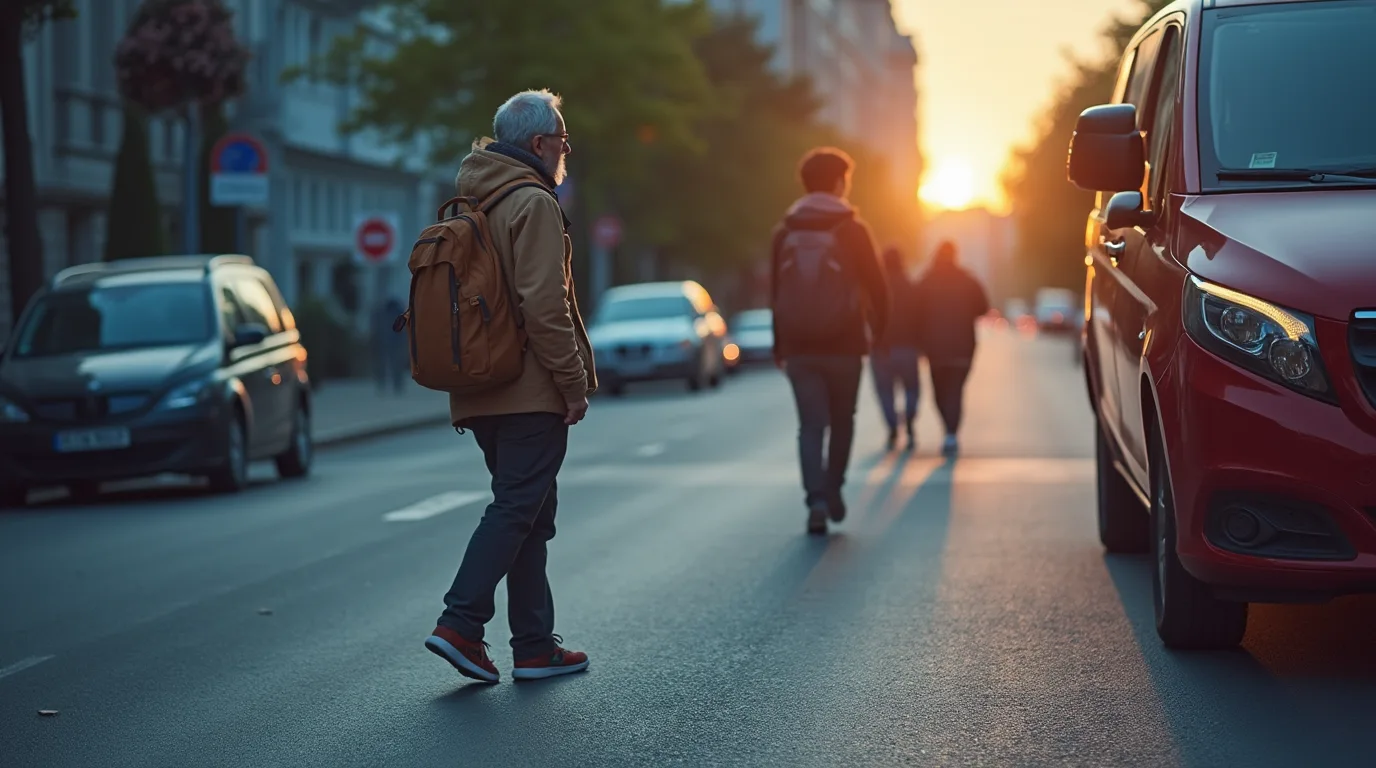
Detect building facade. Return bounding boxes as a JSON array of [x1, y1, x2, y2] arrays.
[[709, 0, 922, 200], [0, 0, 451, 341]]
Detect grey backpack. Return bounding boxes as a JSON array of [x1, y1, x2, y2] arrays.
[[773, 225, 862, 343]]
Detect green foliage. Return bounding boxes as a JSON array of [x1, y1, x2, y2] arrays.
[[197, 102, 238, 253], [104, 102, 168, 261], [294, 0, 717, 211], [1002, 0, 1171, 294]]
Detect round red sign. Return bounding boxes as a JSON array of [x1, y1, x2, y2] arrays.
[[593, 215, 622, 249], [356, 218, 395, 262]]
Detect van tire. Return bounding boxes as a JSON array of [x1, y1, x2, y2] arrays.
[[1096, 423, 1148, 553], [1150, 433, 1248, 649]]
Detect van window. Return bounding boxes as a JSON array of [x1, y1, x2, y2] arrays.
[[1123, 29, 1164, 125], [1199, 0, 1376, 186], [231, 277, 284, 334], [1147, 27, 1183, 205]]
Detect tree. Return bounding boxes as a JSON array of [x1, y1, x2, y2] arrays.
[[114, 0, 250, 253], [1001, 0, 1170, 294], [1, 1, 75, 325], [300, 0, 718, 225], [105, 103, 169, 260]]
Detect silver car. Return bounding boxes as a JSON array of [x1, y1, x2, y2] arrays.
[[588, 281, 728, 396]]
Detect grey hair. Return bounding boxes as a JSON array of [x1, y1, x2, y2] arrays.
[[493, 89, 563, 149]]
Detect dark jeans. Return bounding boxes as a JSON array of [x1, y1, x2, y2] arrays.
[[869, 346, 921, 430], [930, 362, 972, 436], [438, 412, 568, 660], [784, 355, 863, 508]]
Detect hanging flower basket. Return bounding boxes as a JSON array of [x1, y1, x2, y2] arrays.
[[114, 0, 250, 113]]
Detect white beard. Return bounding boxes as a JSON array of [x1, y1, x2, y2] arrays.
[[551, 153, 567, 186]]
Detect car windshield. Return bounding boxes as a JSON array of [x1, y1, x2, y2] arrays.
[[733, 311, 772, 331], [13, 281, 215, 358], [594, 296, 693, 324], [1199, 0, 1376, 187]]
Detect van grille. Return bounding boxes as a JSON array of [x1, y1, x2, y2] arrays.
[[1348, 313, 1376, 408]]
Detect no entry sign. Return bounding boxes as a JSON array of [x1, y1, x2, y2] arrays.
[[353, 213, 399, 265], [593, 214, 623, 250]]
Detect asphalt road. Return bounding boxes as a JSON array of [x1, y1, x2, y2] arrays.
[[4, 329, 1376, 767]]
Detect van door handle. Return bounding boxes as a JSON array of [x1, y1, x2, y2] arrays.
[[1101, 237, 1126, 258]]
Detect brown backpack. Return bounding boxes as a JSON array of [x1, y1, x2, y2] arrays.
[[393, 180, 552, 394]]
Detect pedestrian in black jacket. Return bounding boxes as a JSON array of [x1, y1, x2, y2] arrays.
[[911, 241, 989, 456], [870, 247, 923, 451]]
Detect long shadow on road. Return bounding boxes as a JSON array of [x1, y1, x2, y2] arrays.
[[1106, 555, 1376, 768]]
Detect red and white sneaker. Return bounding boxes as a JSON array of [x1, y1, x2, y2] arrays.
[[512, 636, 589, 681], [425, 626, 499, 683]]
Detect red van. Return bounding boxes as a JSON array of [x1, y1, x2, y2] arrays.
[[1068, 0, 1376, 649]]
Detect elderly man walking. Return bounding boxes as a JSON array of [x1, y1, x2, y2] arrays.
[[424, 89, 597, 683]]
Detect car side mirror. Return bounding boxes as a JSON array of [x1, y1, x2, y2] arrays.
[[1067, 103, 1146, 192], [232, 323, 270, 348], [1105, 191, 1155, 230]]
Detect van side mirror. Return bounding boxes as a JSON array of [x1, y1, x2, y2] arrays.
[[1067, 104, 1146, 192], [1105, 191, 1155, 230], [232, 323, 270, 348]]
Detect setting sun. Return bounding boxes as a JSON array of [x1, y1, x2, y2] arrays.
[[919, 158, 978, 211]]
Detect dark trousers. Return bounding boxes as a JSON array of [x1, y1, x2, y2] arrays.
[[929, 362, 972, 436], [438, 412, 568, 660], [869, 345, 921, 431], [784, 355, 863, 508]]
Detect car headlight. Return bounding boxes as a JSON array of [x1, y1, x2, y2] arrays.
[[157, 378, 213, 411], [1182, 276, 1333, 402], [0, 395, 29, 423]]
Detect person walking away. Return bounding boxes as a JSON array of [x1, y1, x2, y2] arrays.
[[911, 241, 989, 457], [869, 247, 923, 451], [372, 296, 408, 394], [771, 147, 889, 535], [423, 89, 597, 683]]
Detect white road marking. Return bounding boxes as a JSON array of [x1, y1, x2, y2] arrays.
[[383, 491, 488, 522], [635, 442, 667, 457], [0, 655, 54, 681]]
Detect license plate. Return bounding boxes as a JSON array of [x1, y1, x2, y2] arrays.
[[54, 427, 131, 453]]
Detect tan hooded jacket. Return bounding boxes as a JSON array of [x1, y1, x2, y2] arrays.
[[448, 138, 596, 424]]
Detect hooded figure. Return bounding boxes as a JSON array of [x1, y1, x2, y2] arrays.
[[911, 240, 990, 455], [769, 147, 889, 536], [870, 247, 923, 450]]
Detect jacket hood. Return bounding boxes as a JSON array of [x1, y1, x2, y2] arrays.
[[455, 137, 555, 201], [783, 192, 856, 231]]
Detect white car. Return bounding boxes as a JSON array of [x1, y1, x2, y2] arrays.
[[588, 281, 728, 396], [727, 309, 773, 366], [1034, 287, 1078, 333]]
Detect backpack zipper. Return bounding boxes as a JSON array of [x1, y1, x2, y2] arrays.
[[448, 265, 462, 368], [476, 296, 491, 323]]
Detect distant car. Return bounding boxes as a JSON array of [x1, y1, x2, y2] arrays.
[[0, 255, 313, 507], [1035, 287, 1079, 333], [587, 281, 728, 396], [728, 309, 774, 366]]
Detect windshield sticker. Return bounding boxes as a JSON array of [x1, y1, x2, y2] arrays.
[[1249, 152, 1278, 169]]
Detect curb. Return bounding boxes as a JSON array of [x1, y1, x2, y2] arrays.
[[313, 412, 454, 449]]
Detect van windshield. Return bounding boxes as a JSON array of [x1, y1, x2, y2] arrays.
[[14, 282, 215, 358], [1199, 0, 1376, 188]]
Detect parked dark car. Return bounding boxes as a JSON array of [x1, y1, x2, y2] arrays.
[[1069, 0, 1376, 649], [0, 255, 313, 506]]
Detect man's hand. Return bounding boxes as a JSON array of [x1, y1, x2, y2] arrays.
[[565, 396, 590, 425]]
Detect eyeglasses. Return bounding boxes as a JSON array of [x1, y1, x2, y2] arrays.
[[538, 132, 570, 145]]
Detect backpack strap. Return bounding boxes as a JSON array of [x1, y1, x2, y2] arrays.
[[436, 196, 480, 221], [479, 179, 571, 231]]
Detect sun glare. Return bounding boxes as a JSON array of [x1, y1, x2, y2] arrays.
[[919, 158, 978, 211]]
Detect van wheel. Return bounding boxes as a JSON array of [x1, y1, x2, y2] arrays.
[[275, 403, 313, 479], [208, 414, 249, 494], [1150, 433, 1247, 649], [1096, 424, 1148, 553]]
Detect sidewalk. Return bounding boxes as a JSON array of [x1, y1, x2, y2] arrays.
[[310, 378, 453, 447]]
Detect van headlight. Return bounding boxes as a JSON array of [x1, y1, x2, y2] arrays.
[[0, 395, 29, 423], [1183, 276, 1333, 402], [157, 378, 213, 411]]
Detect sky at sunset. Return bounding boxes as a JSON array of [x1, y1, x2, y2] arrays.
[[894, 0, 1140, 212]]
